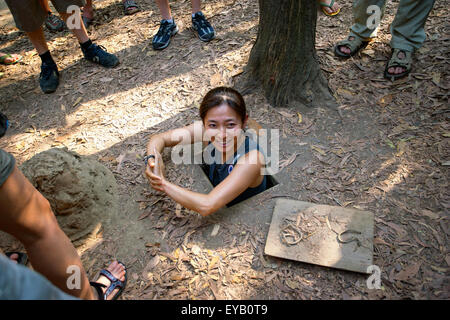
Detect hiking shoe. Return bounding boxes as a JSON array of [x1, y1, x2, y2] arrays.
[[192, 12, 215, 42], [45, 13, 65, 32], [81, 43, 119, 68], [152, 19, 179, 50], [39, 62, 59, 94]]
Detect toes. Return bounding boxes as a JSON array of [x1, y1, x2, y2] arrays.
[[396, 67, 404, 74], [108, 261, 126, 281], [108, 260, 118, 270], [9, 253, 19, 263]]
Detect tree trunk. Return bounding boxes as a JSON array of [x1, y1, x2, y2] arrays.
[[243, 0, 334, 109]]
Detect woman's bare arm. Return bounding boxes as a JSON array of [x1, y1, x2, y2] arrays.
[[145, 121, 204, 175], [146, 149, 264, 216], [146, 121, 203, 156]]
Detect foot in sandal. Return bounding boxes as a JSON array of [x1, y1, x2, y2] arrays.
[[334, 35, 370, 58], [318, 0, 340, 16], [90, 261, 127, 300], [5, 252, 28, 265], [384, 48, 412, 81], [123, 0, 140, 15], [0, 52, 22, 65]]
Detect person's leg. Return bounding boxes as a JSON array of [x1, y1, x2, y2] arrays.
[[337, 0, 386, 55], [0, 254, 79, 300], [26, 27, 50, 55], [0, 149, 127, 300], [390, 0, 435, 52], [25, 26, 60, 93], [40, 0, 52, 13], [0, 165, 95, 299], [155, 0, 172, 20], [191, 0, 215, 42], [191, 0, 201, 14], [152, 0, 178, 50], [58, 11, 89, 43], [52, 1, 119, 67], [387, 0, 435, 75], [4, 0, 60, 92], [350, 0, 386, 40]]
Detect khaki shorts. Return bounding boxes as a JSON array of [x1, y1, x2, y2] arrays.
[[0, 149, 15, 187], [5, 0, 85, 32]]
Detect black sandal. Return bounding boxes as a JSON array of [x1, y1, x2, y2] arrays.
[[90, 261, 127, 300], [123, 0, 140, 15], [334, 36, 370, 58], [5, 252, 28, 265], [384, 48, 412, 81]]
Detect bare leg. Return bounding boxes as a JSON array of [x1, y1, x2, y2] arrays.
[[40, 0, 52, 14], [59, 11, 89, 43], [0, 166, 94, 299], [25, 27, 49, 55], [191, 0, 201, 14], [155, 0, 172, 20]]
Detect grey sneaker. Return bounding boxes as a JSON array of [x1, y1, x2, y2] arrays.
[[45, 13, 65, 32]]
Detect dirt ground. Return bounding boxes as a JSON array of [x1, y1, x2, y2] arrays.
[[0, 0, 448, 300]]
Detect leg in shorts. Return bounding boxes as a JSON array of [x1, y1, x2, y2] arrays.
[[0, 254, 79, 300], [4, 0, 85, 32]]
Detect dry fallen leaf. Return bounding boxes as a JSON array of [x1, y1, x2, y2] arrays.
[[432, 72, 441, 84], [279, 153, 299, 170], [394, 262, 422, 281], [139, 202, 147, 210], [73, 97, 82, 107], [311, 145, 327, 156], [144, 255, 160, 271], [421, 209, 440, 220], [175, 203, 183, 218], [385, 139, 395, 149], [210, 73, 222, 87], [396, 140, 407, 156], [378, 94, 393, 107], [208, 256, 220, 270], [137, 211, 150, 220], [285, 279, 300, 290], [15, 141, 26, 150], [210, 224, 220, 237], [337, 88, 354, 99], [191, 245, 201, 256]]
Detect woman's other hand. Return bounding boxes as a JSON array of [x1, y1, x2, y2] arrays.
[[145, 149, 166, 192]]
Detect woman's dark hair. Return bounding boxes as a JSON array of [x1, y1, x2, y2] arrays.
[[199, 87, 246, 124]]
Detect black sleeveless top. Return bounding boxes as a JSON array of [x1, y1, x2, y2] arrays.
[[203, 135, 267, 207]]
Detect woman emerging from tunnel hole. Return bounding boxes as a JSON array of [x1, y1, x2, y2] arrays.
[[145, 87, 267, 216]]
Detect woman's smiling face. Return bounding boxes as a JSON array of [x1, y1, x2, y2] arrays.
[[203, 103, 247, 154]]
